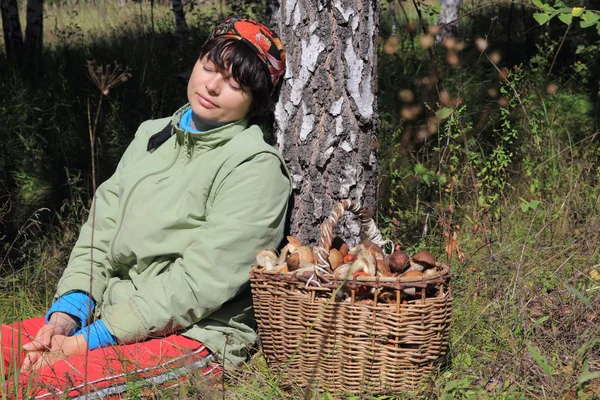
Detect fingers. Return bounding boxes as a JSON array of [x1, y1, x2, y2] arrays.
[[31, 353, 59, 371], [20, 351, 43, 374], [22, 325, 54, 352]]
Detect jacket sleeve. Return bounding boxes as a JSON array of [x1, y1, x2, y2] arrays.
[[54, 129, 145, 305], [100, 152, 290, 343]]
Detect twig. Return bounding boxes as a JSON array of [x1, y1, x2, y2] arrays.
[[547, 23, 571, 78], [410, 0, 444, 94]]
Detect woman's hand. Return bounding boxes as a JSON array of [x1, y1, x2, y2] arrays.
[[21, 334, 89, 373], [20, 312, 79, 373]]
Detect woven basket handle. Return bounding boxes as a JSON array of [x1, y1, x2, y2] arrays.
[[316, 200, 386, 270]]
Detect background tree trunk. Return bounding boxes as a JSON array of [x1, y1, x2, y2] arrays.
[[265, 0, 281, 30], [1, 0, 23, 63], [170, 0, 188, 50], [437, 0, 462, 41], [275, 0, 380, 246], [25, 0, 44, 79]]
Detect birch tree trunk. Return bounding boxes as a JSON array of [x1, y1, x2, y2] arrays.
[[1, 0, 23, 63], [437, 0, 462, 41], [275, 0, 380, 246], [265, 0, 281, 30], [170, 0, 188, 50], [25, 0, 44, 78]]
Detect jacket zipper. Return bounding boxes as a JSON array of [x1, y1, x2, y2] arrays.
[[109, 144, 183, 262]]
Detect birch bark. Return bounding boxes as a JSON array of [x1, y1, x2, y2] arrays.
[[275, 0, 380, 245], [437, 0, 462, 40]]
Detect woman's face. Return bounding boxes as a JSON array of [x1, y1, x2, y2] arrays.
[[187, 55, 253, 128]]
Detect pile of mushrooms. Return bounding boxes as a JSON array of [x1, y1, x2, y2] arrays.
[[256, 236, 440, 300]]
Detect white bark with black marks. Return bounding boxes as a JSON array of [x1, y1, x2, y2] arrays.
[[266, 0, 281, 29], [437, 0, 462, 41], [1, 0, 23, 62], [275, 0, 379, 245]]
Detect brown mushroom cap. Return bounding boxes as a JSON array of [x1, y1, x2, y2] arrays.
[[361, 239, 385, 259], [328, 248, 344, 270], [294, 246, 315, 264], [389, 251, 410, 273], [286, 236, 302, 252], [412, 250, 435, 268], [286, 252, 300, 271], [401, 270, 424, 279], [376, 260, 392, 277]]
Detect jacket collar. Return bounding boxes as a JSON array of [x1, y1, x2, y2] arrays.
[[171, 104, 249, 153]]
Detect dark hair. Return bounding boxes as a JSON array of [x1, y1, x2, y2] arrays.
[[199, 37, 280, 130]]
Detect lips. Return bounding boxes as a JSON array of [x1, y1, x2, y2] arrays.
[[197, 93, 218, 109]]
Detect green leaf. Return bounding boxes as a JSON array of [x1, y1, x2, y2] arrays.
[[558, 13, 573, 25], [565, 284, 594, 310], [597, 21, 600, 35], [422, 173, 434, 185], [578, 369, 600, 384], [534, 12, 553, 25], [414, 164, 429, 176], [581, 11, 600, 25], [436, 107, 454, 119], [438, 174, 447, 185], [527, 343, 553, 375], [533, 0, 556, 12]]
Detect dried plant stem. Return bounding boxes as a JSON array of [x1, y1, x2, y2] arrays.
[[84, 93, 103, 395], [547, 23, 571, 79]]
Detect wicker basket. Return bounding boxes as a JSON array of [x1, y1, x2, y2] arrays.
[[250, 200, 452, 394]]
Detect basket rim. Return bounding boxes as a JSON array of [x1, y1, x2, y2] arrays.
[[250, 262, 451, 290]]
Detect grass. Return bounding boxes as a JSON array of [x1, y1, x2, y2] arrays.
[[1, 0, 600, 398]]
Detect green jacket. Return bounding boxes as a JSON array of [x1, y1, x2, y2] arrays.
[[54, 105, 291, 367]]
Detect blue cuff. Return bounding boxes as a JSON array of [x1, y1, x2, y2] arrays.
[[78, 320, 118, 350], [46, 291, 94, 329]]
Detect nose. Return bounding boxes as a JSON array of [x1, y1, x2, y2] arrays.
[[205, 74, 222, 95]]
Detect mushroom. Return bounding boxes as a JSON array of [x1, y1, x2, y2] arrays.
[[286, 235, 302, 252], [333, 262, 364, 280], [356, 250, 377, 276], [389, 251, 410, 274], [423, 268, 438, 278], [401, 270, 423, 296], [339, 243, 349, 257], [343, 253, 358, 263], [278, 244, 291, 265], [376, 260, 392, 277], [361, 239, 385, 260], [256, 249, 278, 271], [402, 270, 424, 279], [412, 250, 435, 269], [331, 236, 349, 256], [328, 248, 344, 270], [286, 246, 315, 271]]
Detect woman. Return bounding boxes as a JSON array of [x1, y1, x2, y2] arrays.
[[1, 17, 290, 398]]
